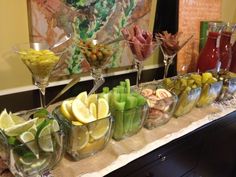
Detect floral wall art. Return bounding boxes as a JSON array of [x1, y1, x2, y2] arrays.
[[27, 0, 154, 78]]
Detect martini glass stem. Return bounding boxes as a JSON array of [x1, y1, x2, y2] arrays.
[[163, 54, 176, 78], [90, 68, 105, 95], [39, 86, 46, 108], [135, 60, 144, 87]]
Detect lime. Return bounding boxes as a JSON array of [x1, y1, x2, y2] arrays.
[[97, 98, 109, 119], [72, 98, 96, 123], [33, 109, 49, 118], [4, 118, 38, 136], [71, 126, 89, 151], [19, 131, 39, 158], [88, 118, 110, 140], [60, 100, 75, 121], [28, 124, 37, 135], [0, 109, 15, 129], [51, 119, 60, 132], [37, 124, 53, 152], [9, 113, 25, 124], [89, 103, 97, 118], [19, 157, 34, 166], [30, 158, 47, 169]]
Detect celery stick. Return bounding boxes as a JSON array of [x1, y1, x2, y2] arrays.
[[103, 87, 110, 93], [124, 95, 137, 134], [117, 85, 125, 93], [131, 95, 146, 132], [112, 101, 125, 140], [125, 79, 131, 94], [120, 81, 126, 87]]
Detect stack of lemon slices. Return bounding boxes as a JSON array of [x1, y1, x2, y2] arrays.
[[60, 91, 110, 151]]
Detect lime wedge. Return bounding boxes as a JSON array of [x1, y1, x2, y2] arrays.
[[4, 118, 37, 136], [51, 119, 60, 132], [37, 124, 53, 152], [19, 156, 34, 166], [9, 113, 25, 124], [18, 131, 39, 158], [97, 98, 109, 119], [71, 126, 89, 151], [0, 109, 15, 129], [88, 118, 110, 140], [28, 124, 37, 135]]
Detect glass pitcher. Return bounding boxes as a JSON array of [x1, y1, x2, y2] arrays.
[[219, 23, 236, 70], [197, 22, 225, 72]]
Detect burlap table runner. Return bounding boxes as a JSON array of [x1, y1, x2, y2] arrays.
[[51, 100, 236, 177]]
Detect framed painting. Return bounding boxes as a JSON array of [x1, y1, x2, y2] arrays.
[[27, 0, 156, 80]]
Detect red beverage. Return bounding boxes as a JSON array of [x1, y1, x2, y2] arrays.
[[229, 42, 236, 73], [219, 31, 232, 69], [197, 31, 220, 72]]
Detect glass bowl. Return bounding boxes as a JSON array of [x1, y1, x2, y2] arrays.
[[196, 81, 223, 107], [0, 109, 64, 177], [139, 82, 178, 129], [161, 76, 202, 117], [53, 106, 114, 161], [112, 103, 148, 141]]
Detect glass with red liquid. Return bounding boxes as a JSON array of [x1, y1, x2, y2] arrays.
[[197, 22, 225, 72], [230, 41, 236, 72], [219, 23, 236, 70]]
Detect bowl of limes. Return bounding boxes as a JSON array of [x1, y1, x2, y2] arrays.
[[53, 91, 114, 160], [0, 108, 64, 177]]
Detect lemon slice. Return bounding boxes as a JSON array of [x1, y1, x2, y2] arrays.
[[0, 109, 15, 129], [60, 100, 75, 121], [75, 91, 88, 106], [89, 103, 97, 118], [88, 118, 110, 140], [72, 121, 83, 126], [71, 126, 89, 151], [97, 98, 109, 119], [19, 131, 39, 158], [72, 98, 96, 123], [87, 94, 97, 106], [4, 118, 37, 136], [38, 124, 53, 152]]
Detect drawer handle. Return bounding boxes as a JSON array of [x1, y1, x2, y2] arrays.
[[161, 156, 166, 161], [158, 154, 166, 161], [145, 172, 154, 177]]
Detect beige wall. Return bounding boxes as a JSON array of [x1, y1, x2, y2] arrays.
[[221, 0, 236, 22], [0, 0, 31, 90], [0, 0, 235, 91]]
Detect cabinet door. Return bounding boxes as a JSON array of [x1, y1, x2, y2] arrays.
[[127, 139, 202, 177]]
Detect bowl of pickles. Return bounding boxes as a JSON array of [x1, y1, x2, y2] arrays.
[[189, 72, 223, 107], [162, 76, 202, 117], [140, 82, 178, 129], [0, 108, 64, 177], [53, 91, 113, 160], [212, 70, 236, 100]]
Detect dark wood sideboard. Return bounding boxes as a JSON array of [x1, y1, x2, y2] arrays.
[[105, 111, 236, 177]]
